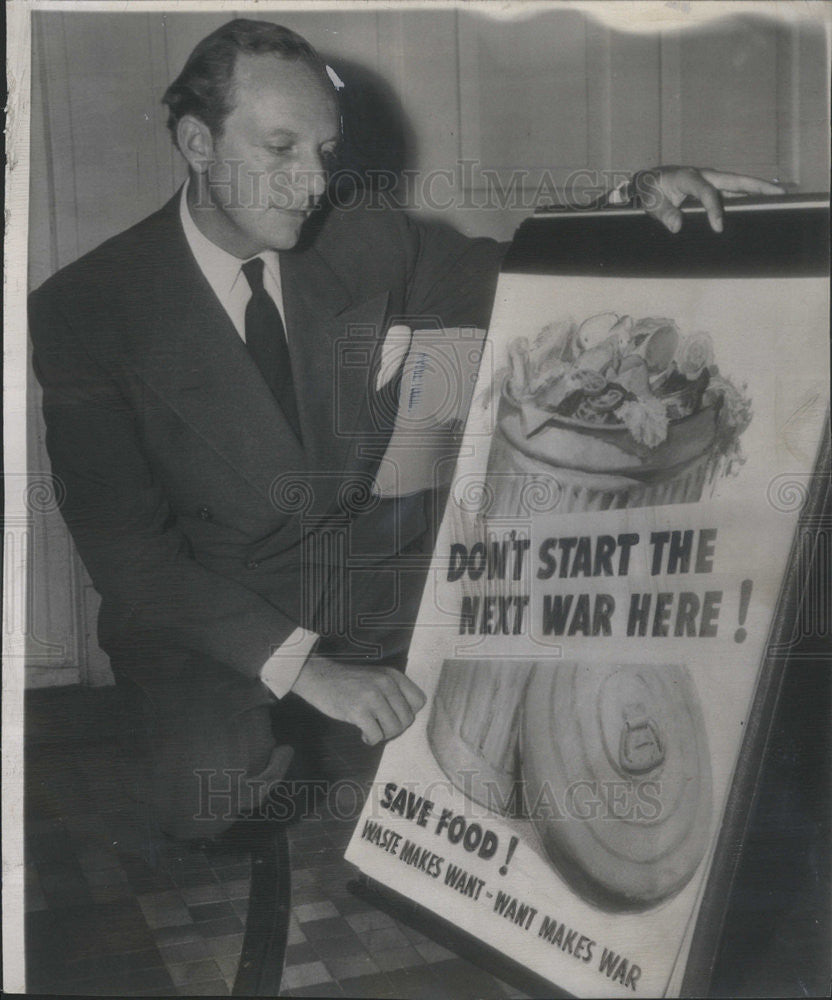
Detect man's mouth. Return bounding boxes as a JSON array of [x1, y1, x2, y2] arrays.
[[271, 206, 314, 218]]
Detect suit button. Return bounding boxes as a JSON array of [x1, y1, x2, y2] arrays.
[[246, 558, 260, 570], [198, 506, 212, 521]]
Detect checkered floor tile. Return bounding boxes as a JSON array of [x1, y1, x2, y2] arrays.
[[24, 686, 530, 998]]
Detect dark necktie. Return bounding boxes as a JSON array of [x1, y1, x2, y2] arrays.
[[241, 257, 302, 441]]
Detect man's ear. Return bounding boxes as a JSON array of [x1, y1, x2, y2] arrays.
[[177, 115, 214, 174]]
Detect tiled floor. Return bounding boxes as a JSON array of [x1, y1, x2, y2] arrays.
[[24, 685, 531, 998]]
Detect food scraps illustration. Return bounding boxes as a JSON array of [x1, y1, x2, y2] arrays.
[[486, 313, 754, 512]]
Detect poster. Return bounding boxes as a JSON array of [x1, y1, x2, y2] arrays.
[[3, 2, 829, 996], [345, 200, 830, 997]]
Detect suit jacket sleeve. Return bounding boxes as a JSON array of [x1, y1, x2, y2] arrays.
[[401, 212, 508, 328], [29, 286, 300, 679]]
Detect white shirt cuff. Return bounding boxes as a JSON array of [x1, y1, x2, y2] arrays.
[[259, 627, 319, 698]]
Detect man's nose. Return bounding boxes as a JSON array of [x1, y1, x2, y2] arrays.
[[310, 167, 328, 201], [295, 151, 328, 204], [302, 157, 328, 202]]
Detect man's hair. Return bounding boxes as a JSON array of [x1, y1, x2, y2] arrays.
[[162, 18, 335, 144]]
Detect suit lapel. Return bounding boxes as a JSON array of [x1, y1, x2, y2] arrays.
[[125, 199, 307, 501], [280, 246, 390, 476], [123, 197, 394, 506]]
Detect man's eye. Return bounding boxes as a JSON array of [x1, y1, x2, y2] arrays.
[[268, 146, 293, 156]]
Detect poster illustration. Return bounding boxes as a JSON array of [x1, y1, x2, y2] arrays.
[[346, 203, 829, 996]]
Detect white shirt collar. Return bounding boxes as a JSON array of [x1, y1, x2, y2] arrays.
[[178, 178, 283, 334]]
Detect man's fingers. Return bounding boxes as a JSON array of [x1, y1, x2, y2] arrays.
[[678, 169, 784, 232], [699, 169, 786, 196], [359, 671, 426, 745], [363, 686, 404, 742], [654, 203, 684, 235], [392, 671, 427, 713], [384, 685, 416, 732], [292, 656, 427, 746], [640, 167, 786, 235], [666, 169, 724, 232], [375, 671, 424, 735], [359, 714, 385, 746], [368, 677, 414, 739], [359, 693, 407, 745], [697, 182, 723, 233]]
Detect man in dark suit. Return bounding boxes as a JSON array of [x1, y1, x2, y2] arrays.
[[28, 19, 780, 844]]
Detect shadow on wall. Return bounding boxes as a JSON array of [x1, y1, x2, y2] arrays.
[[323, 55, 418, 201]]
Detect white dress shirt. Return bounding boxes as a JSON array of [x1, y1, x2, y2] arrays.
[[179, 181, 318, 697], [178, 179, 287, 335]]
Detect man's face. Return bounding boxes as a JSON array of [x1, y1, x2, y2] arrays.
[[196, 53, 339, 256]]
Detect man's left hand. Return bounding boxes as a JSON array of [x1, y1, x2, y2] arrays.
[[635, 167, 785, 234]]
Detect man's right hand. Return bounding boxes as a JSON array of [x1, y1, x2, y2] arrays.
[[291, 654, 427, 746]]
